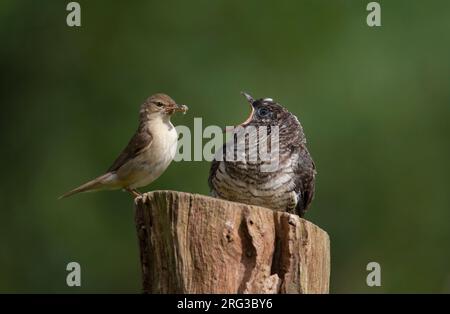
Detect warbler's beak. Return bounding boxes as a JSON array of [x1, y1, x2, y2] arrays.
[[166, 104, 188, 114]]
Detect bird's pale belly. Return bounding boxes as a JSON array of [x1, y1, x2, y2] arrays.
[[212, 161, 298, 211], [117, 126, 178, 189], [127, 153, 174, 189]]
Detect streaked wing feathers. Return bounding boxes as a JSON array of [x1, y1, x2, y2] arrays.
[[107, 126, 153, 172]]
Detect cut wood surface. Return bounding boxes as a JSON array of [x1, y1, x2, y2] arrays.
[[134, 190, 330, 294]]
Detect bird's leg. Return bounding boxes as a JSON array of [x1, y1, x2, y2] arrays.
[[125, 188, 142, 198]]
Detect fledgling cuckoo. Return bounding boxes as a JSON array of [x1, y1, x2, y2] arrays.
[[209, 92, 316, 217]]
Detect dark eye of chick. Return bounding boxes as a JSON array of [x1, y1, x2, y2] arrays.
[[156, 102, 164, 107], [257, 107, 270, 117]]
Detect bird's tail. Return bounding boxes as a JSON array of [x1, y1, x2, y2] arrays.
[[58, 173, 118, 199]]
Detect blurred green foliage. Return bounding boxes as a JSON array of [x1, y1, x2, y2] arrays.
[[0, 0, 449, 293]]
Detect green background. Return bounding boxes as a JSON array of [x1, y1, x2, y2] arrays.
[[1, 0, 449, 293]]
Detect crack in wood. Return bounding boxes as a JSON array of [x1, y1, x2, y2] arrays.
[[134, 191, 330, 294]]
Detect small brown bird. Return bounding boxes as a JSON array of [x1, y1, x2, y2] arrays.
[[209, 92, 316, 217], [60, 93, 188, 199]]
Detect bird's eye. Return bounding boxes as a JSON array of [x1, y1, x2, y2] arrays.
[[257, 107, 270, 117], [156, 102, 164, 107]]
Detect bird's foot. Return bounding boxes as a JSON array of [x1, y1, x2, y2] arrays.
[[125, 188, 142, 198]]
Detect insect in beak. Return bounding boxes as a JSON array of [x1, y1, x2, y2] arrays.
[[165, 104, 189, 114]]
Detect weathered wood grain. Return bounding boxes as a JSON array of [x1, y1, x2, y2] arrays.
[[134, 190, 330, 294]]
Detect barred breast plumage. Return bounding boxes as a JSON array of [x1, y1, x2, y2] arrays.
[[208, 92, 316, 217]]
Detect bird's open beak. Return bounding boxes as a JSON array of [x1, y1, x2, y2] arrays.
[[166, 104, 188, 115], [238, 91, 255, 126], [224, 91, 255, 133], [241, 91, 254, 104]]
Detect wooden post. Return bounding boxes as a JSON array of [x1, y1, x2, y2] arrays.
[[134, 190, 330, 294]]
